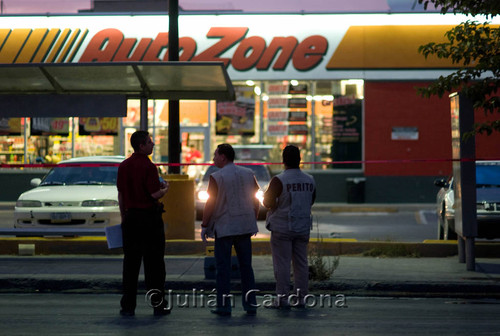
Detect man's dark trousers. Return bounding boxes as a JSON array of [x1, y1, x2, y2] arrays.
[[121, 208, 166, 311], [214, 233, 257, 312]]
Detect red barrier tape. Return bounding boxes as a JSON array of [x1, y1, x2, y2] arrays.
[[0, 158, 496, 169]]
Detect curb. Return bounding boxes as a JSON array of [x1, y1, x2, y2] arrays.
[[313, 203, 435, 213], [2, 238, 500, 258], [1, 277, 499, 299], [0, 202, 15, 211]]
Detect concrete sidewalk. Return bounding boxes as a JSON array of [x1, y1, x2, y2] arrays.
[[1, 202, 499, 299], [1, 254, 500, 299]]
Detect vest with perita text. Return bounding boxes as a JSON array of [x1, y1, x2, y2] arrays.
[[266, 169, 315, 234]]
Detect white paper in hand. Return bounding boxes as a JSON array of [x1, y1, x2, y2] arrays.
[[105, 224, 123, 249]]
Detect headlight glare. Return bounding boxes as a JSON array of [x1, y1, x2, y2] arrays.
[[82, 200, 119, 207], [197, 190, 209, 202], [256, 190, 264, 204]]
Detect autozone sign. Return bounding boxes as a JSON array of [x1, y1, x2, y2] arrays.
[[0, 13, 492, 80], [80, 27, 328, 72]]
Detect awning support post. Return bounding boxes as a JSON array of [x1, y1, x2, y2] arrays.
[[168, 0, 181, 174], [140, 95, 148, 131]]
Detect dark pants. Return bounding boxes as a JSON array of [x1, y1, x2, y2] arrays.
[[214, 234, 257, 312], [121, 208, 166, 312]]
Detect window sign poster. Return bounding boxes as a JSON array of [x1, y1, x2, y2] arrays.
[[268, 83, 289, 95], [289, 83, 308, 94], [288, 123, 308, 135], [391, 127, 419, 140], [288, 111, 308, 122], [267, 97, 289, 109], [79, 117, 119, 135], [288, 98, 308, 108], [268, 111, 288, 122], [331, 98, 362, 169], [216, 86, 255, 136], [31, 118, 69, 136], [0, 118, 21, 135], [267, 123, 288, 137]]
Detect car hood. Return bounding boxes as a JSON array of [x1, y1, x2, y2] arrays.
[[18, 185, 118, 202], [477, 188, 500, 203]]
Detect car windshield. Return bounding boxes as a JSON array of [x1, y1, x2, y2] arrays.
[[476, 164, 500, 188], [40, 165, 118, 186], [202, 164, 271, 181]]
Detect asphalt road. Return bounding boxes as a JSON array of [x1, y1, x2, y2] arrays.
[[312, 209, 438, 242], [0, 208, 441, 242], [1, 294, 499, 335]]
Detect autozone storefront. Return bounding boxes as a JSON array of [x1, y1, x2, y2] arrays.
[[0, 12, 499, 202]]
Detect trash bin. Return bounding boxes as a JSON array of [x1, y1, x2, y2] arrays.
[[346, 177, 366, 203]]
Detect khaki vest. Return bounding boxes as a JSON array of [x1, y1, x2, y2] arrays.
[[211, 163, 259, 238]]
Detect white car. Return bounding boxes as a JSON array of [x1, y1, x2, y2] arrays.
[[434, 161, 500, 240], [14, 156, 125, 229]]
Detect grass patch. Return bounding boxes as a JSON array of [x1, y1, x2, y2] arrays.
[[362, 244, 420, 258], [309, 247, 339, 281], [308, 216, 339, 281]]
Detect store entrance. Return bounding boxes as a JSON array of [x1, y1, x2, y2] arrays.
[[180, 126, 210, 178]]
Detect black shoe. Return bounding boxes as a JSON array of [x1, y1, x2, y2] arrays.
[[292, 304, 306, 310], [245, 309, 257, 316], [211, 309, 231, 316], [264, 299, 291, 310], [120, 309, 135, 317], [154, 306, 172, 316]]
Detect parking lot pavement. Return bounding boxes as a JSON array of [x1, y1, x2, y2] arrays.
[[1, 255, 500, 298], [4, 294, 500, 335]]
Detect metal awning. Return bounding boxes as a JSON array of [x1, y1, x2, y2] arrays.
[[0, 61, 235, 100], [0, 61, 234, 118]]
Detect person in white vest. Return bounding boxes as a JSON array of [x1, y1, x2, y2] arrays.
[[263, 145, 316, 309], [201, 143, 260, 316]]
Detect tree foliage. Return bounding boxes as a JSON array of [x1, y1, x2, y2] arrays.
[[417, 0, 500, 135]]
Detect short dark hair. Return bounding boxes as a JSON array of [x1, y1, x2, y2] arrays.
[[283, 145, 301, 168], [130, 131, 150, 151], [217, 143, 235, 162]]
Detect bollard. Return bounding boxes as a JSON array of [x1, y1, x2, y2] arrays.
[[160, 174, 195, 240]]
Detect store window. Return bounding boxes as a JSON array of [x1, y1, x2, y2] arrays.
[[258, 79, 364, 171], [123, 99, 213, 176], [0, 118, 24, 164], [321, 80, 364, 170], [1, 79, 364, 172], [0, 117, 120, 165]]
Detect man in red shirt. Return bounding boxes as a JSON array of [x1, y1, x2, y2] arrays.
[[117, 131, 169, 317]]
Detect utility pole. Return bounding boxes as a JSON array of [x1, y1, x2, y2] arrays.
[[168, 0, 181, 174]]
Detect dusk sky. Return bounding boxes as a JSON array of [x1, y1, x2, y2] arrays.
[[0, 0, 433, 14]]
